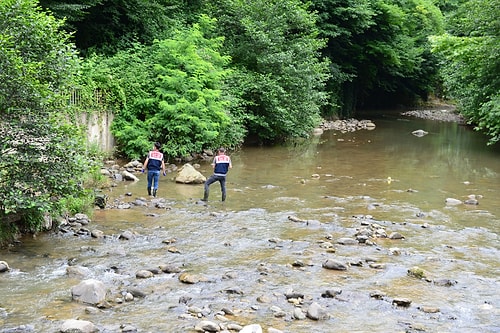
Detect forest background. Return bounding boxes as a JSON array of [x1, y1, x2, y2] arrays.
[[0, 0, 498, 242]]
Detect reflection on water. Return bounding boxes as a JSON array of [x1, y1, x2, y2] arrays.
[[1, 111, 499, 332]]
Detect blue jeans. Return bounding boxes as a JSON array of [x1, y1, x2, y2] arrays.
[[203, 175, 227, 201], [147, 170, 160, 190]]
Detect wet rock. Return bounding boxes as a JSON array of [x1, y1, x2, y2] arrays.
[[0, 324, 34, 332], [84, 307, 100, 314], [306, 302, 329, 320], [0, 261, 10, 273], [179, 272, 200, 284], [162, 238, 177, 244], [66, 266, 91, 278], [388, 250, 404, 259], [320, 119, 376, 132], [321, 288, 342, 298], [433, 278, 457, 287], [194, 320, 219, 332], [306, 219, 322, 227], [60, 319, 98, 333], [369, 263, 386, 269], [257, 295, 273, 303], [90, 229, 104, 238], [369, 290, 386, 300], [419, 306, 440, 313], [225, 286, 244, 295], [291, 260, 305, 267], [337, 237, 358, 245], [401, 108, 464, 123], [72, 213, 90, 225], [313, 128, 324, 136], [356, 235, 369, 243], [121, 324, 138, 332], [71, 279, 106, 305], [119, 230, 135, 240], [122, 170, 139, 181], [318, 241, 335, 249], [175, 163, 206, 184], [288, 215, 305, 223], [285, 291, 304, 300], [117, 203, 131, 209], [145, 267, 162, 274], [94, 194, 107, 209], [408, 266, 427, 279], [268, 328, 284, 333], [226, 323, 243, 331], [464, 199, 479, 205], [411, 129, 428, 137], [445, 198, 462, 206], [240, 324, 262, 333], [159, 264, 182, 273], [389, 232, 405, 240], [167, 246, 180, 253], [133, 199, 148, 206], [293, 307, 306, 320], [392, 298, 412, 307], [135, 270, 154, 279], [127, 287, 147, 298], [322, 259, 348, 271], [270, 305, 286, 317]]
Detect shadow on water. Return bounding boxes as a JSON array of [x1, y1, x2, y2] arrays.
[[1, 110, 499, 332]]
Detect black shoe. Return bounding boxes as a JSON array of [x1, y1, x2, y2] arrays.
[[148, 189, 151, 196], [153, 189, 157, 197]]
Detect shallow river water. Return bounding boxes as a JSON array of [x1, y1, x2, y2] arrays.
[[1, 110, 499, 333]]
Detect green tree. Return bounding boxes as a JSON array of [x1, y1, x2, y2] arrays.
[[0, 0, 96, 243], [431, 0, 500, 144], [39, 0, 191, 55], [312, 0, 444, 115], [86, 15, 245, 159], [207, 0, 331, 143]]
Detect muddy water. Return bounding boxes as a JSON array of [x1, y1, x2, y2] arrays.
[[1, 111, 499, 333]]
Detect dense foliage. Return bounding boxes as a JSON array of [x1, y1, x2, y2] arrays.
[[312, 0, 444, 116], [430, 0, 500, 144], [80, 16, 245, 159], [0, 0, 98, 243], [207, 0, 331, 143]]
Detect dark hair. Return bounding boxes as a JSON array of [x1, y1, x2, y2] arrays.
[[154, 142, 161, 149], [218, 147, 225, 153]]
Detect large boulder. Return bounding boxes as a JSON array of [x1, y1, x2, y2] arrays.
[[71, 279, 106, 305], [0, 261, 10, 273], [122, 170, 139, 181], [175, 163, 206, 184], [60, 319, 98, 333]]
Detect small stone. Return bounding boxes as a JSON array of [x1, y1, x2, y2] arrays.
[[419, 306, 440, 313], [392, 297, 412, 307]]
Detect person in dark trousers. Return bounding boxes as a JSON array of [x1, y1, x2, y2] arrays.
[[142, 142, 166, 197], [202, 148, 232, 202]]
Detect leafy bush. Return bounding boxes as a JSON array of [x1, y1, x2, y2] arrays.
[[0, 0, 98, 244], [431, 0, 500, 144], [82, 15, 246, 160]]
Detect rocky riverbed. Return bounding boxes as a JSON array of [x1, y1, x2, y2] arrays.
[[401, 106, 465, 123]]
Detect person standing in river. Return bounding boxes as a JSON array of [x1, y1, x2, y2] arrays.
[[202, 147, 232, 202], [142, 142, 166, 197]]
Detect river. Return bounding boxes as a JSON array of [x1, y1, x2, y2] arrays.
[[1, 110, 499, 333]]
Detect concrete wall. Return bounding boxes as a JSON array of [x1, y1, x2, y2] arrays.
[[80, 110, 115, 153]]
